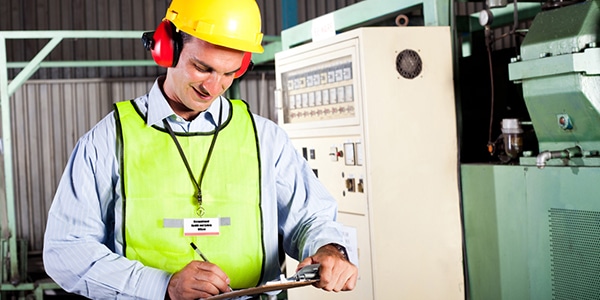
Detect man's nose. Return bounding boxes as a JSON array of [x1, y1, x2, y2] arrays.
[[203, 72, 226, 95]]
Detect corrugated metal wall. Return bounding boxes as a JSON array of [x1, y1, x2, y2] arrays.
[[7, 78, 155, 250], [296, 0, 364, 22], [0, 0, 169, 79], [239, 71, 278, 121]]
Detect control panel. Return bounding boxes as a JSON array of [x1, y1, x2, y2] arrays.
[[275, 27, 464, 300], [281, 56, 355, 124]]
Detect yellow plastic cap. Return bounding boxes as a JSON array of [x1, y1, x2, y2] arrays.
[[165, 0, 264, 53]]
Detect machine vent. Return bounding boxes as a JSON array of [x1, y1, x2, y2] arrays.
[[549, 208, 600, 300], [395, 49, 422, 79]]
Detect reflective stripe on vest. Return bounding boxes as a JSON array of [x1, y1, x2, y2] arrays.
[[115, 99, 264, 288]]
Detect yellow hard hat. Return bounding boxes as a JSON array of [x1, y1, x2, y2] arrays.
[[164, 0, 264, 53]]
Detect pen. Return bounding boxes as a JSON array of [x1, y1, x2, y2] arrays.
[[190, 242, 209, 262], [190, 242, 233, 292]]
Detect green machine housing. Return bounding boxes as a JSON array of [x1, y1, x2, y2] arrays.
[[462, 1, 600, 299], [510, 0, 600, 167]]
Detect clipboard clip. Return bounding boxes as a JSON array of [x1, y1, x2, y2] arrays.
[[288, 264, 320, 281]]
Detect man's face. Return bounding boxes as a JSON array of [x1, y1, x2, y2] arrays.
[[163, 37, 244, 119]]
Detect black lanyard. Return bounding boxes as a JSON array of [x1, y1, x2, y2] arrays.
[[162, 100, 223, 217]]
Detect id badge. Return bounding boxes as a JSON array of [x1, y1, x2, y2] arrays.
[[183, 218, 220, 236]]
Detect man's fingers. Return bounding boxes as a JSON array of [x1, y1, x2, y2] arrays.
[[168, 261, 231, 300]]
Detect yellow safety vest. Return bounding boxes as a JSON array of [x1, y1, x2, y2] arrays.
[[114, 99, 264, 288]]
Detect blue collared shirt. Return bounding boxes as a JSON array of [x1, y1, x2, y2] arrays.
[[43, 78, 347, 299]]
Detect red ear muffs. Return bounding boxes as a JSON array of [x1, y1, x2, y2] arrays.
[[234, 52, 253, 78], [142, 20, 182, 68], [143, 21, 251, 74]]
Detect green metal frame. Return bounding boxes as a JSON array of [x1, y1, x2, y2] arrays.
[[280, 0, 453, 50], [456, 2, 541, 33], [454, 2, 541, 57], [1, 281, 62, 299], [0, 30, 156, 296]]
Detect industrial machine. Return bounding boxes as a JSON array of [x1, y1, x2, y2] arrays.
[[462, 0, 600, 299], [274, 27, 464, 299]]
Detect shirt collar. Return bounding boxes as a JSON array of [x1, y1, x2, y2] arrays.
[[145, 77, 225, 128]]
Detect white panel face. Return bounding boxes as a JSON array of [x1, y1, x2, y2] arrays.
[[285, 213, 373, 300], [275, 27, 464, 300], [288, 136, 367, 215]]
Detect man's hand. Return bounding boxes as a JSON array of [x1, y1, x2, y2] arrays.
[[296, 244, 358, 292], [166, 261, 231, 300]]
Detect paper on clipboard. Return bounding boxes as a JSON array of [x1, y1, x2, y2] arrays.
[[203, 264, 320, 300]]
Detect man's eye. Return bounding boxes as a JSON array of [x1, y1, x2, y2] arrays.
[[193, 64, 209, 72], [195, 67, 208, 73]]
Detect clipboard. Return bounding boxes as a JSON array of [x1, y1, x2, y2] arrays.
[[203, 264, 320, 300], [203, 279, 318, 300]]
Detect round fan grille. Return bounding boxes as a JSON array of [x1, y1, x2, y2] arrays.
[[396, 49, 422, 79]]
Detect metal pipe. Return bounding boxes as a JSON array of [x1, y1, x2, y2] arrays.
[[536, 145, 582, 169], [0, 34, 21, 286]]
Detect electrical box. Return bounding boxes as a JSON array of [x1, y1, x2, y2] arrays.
[[275, 27, 464, 299]]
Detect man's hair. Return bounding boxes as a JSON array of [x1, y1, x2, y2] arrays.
[[180, 30, 192, 45]]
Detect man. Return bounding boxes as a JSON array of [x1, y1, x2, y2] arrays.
[[43, 0, 358, 299]]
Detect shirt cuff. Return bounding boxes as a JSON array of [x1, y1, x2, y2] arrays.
[[135, 268, 172, 299]]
